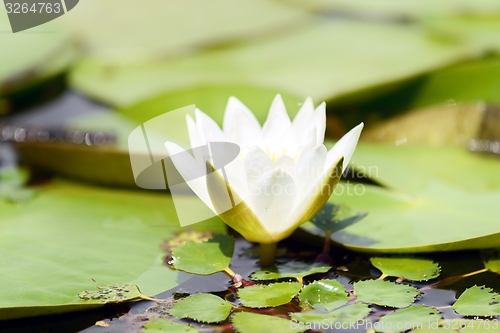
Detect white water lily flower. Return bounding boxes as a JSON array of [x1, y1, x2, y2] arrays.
[[165, 95, 363, 261]]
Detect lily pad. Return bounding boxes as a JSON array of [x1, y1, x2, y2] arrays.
[[0, 180, 224, 320], [70, 20, 469, 107], [59, 0, 309, 59], [299, 280, 348, 311], [237, 282, 302, 308], [370, 257, 441, 281], [453, 285, 500, 317], [354, 280, 418, 308], [232, 312, 303, 333], [482, 249, 500, 274], [141, 318, 199, 333], [0, 14, 74, 98], [250, 262, 331, 281], [0, 167, 35, 203], [376, 305, 442, 333], [290, 303, 371, 325], [170, 234, 234, 275], [78, 284, 143, 304], [169, 294, 232, 323], [310, 202, 366, 234], [310, 144, 500, 253], [411, 58, 500, 109]]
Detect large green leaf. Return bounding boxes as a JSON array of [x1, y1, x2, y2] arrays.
[[0, 180, 224, 320], [58, 0, 309, 59], [0, 13, 74, 98], [70, 20, 469, 107], [302, 144, 500, 253], [280, 0, 500, 17], [410, 58, 500, 109]]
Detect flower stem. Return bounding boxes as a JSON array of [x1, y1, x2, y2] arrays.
[[259, 243, 277, 267]]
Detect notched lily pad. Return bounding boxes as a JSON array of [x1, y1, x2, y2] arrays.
[[453, 285, 500, 317], [370, 256, 441, 281], [78, 284, 142, 304], [170, 234, 234, 275], [250, 261, 331, 281], [354, 280, 419, 308], [482, 249, 500, 274], [310, 202, 366, 234], [299, 280, 348, 311], [141, 317, 199, 333], [377, 305, 442, 333], [290, 303, 371, 325], [237, 282, 302, 308], [232, 312, 302, 333], [169, 293, 232, 323]]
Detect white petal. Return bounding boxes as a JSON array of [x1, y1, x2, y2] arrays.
[[244, 146, 273, 188], [292, 97, 315, 128], [273, 155, 296, 175], [325, 123, 364, 173], [313, 102, 326, 145], [195, 108, 226, 143], [262, 94, 292, 143], [223, 97, 264, 153], [294, 145, 327, 194], [247, 168, 296, 234], [187, 114, 203, 148], [164, 141, 215, 212]]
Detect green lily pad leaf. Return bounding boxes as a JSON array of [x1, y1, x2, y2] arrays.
[[282, 0, 500, 18], [141, 318, 199, 333], [411, 58, 500, 109], [232, 312, 303, 333], [299, 280, 348, 311], [290, 303, 371, 325], [238, 282, 302, 308], [354, 280, 418, 308], [0, 167, 35, 203], [308, 144, 500, 253], [171, 234, 234, 275], [169, 294, 232, 323], [453, 285, 500, 317], [376, 305, 442, 333], [370, 257, 441, 281], [0, 16, 74, 99], [250, 262, 331, 281], [362, 103, 485, 147], [482, 249, 500, 274], [70, 20, 469, 107], [78, 284, 142, 304], [310, 202, 366, 234], [0, 180, 224, 320], [60, 0, 308, 60]]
